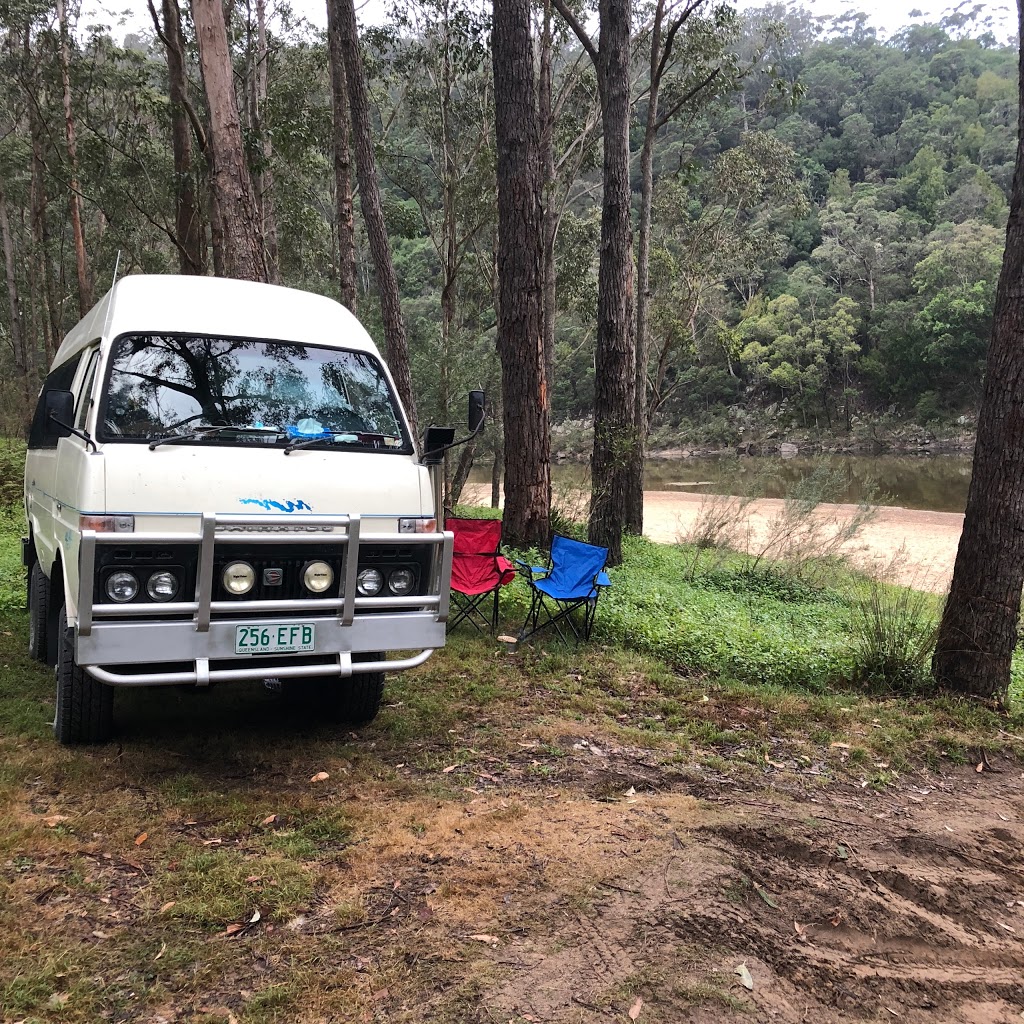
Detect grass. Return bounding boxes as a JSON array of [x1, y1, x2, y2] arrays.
[[3, 441, 1024, 1021]]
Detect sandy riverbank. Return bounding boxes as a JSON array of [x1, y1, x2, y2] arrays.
[[463, 486, 963, 593]]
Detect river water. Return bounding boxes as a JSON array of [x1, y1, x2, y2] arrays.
[[469, 454, 975, 515]]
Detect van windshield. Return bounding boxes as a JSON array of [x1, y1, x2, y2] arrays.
[[99, 334, 410, 451]]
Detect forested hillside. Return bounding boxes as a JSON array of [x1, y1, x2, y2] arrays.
[[0, 1, 1014, 451]]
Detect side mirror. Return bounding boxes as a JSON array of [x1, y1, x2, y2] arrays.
[[44, 390, 75, 439], [468, 390, 485, 434]]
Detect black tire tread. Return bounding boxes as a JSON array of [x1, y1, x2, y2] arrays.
[[54, 608, 113, 745], [28, 562, 49, 663]]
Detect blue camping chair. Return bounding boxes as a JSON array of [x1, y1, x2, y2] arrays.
[[516, 535, 612, 645]]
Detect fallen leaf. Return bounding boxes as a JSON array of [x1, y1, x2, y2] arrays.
[[442, 764, 460, 773], [977, 763, 985, 773], [794, 921, 808, 940], [134, 832, 149, 846], [91, 930, 110, 939], [202, 838, 223, 846], [836, 844, 849, 860], [372, 988, 390, 1002], [416, 904, 434, 921], [765, 755, 786, 769], [154, 942, 166, 961], [629, 996, 644, 1020], [468, 933, 500, 945], [245, 875, 264, 884], [734, 963, 753, 990], [158, 901, 176, 914], [496, 634, 517, 643], [225, 922, 247, 936], [754, 884, 779, 909], [47, 993, 70, 1008], [309, 771, 330, 783], [261, 814, 277, 826], [829, 742, 851, 750], [624, 786, 636, 797], [249, 909, 261, 924], [42, 814, 70, 827]]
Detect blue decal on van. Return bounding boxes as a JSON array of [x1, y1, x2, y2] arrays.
[[240, 498, 313, 513]]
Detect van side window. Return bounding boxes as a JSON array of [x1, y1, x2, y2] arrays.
[[75, 348, 100, 430], [27, 354, 84, 449]]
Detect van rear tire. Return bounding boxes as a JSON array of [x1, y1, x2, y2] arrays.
[[28, 562, 49, 663], [54, 608, 114, 745]]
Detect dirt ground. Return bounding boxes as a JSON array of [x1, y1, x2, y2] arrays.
[[431, 748, 1024, 1024]]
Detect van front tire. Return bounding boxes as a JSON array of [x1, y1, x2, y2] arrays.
[[284, 655, 385, 725], [54, 608, 114, 745], [28, 562, 49, 663]]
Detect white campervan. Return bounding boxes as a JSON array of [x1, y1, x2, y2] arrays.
[[23, 275, 470, 744]]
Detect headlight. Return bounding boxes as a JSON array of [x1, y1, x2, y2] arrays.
[[356, 567, 383, 596], [303, 560, 334, 593], [147, 571, 179, 602], [388, 568, 415, 595], [105, 571, 139, 603], [222, 561, 255, 595]]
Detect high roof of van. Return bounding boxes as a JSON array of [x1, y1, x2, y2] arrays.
[[53, 275, 381, 367]]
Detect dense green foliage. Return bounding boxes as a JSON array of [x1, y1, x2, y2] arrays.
[[0, 2, 1013, 447]]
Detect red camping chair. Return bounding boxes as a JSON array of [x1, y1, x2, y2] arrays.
[[446, 517, 516, 633]]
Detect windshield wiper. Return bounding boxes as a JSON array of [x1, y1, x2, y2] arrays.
[[283, 431, 401, 455], [148, 425, 284, 450]]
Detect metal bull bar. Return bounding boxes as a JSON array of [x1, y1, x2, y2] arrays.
[[76, 513, 454, 687]]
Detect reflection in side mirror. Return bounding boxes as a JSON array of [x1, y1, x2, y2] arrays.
[[468, 390, 485, 434], [44, 390, 75, 440]]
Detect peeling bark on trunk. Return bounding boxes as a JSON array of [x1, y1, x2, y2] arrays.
[[931, 0, 1024, 704], [327, 0, 357, 312], [493, 0, 552, 548], [191, 0, 267, 282], [56, 0, 91, 316], [332, 0, 418, 438]]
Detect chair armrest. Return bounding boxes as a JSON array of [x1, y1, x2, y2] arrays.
[[596, 571, 611, 588]]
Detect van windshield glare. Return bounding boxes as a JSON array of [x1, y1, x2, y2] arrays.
[[99, 334, 409, 450]]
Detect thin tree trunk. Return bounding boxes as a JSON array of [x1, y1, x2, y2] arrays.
[[625, 0, 665, 535], [28, 88, 58, 360], [493, 0, 552, 548], [191, 0, 267, 282], [539, 0, 556, 412], [150, 0, 206, 274], [0, 187, 26, 381], [332, 0, 418, 438], [587, 0, 635, 566], [252, 0, 280, 282], [56, 0, 91, 316], [931, 0, 1024, 704], [327, 0, 357, 311]]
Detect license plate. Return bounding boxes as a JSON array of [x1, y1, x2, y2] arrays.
[[235, 623, 315, 655]]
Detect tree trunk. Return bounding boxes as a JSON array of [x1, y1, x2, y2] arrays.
[[588, 0, 636, 566], [327, 0, 358, 312], [28, 85, 59, 361], [625, 0, 666, 536], [492, 0, 552, 548], [932, 1, 1024, 704], [191, 0, 267, 282], [0, 187, 27, 381], [539, 0, 556, 412], [332, 0, 419, 439], [251, 0, 280, 282], [56, 0, 92, 316], [151, 0, 206, 274]]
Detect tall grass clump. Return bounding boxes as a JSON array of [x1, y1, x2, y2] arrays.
[[849, 580, 940, 692]]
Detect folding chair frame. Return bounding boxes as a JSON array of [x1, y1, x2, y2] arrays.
[[520, 585, 600, 645], [447, 584, 503, 635]]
